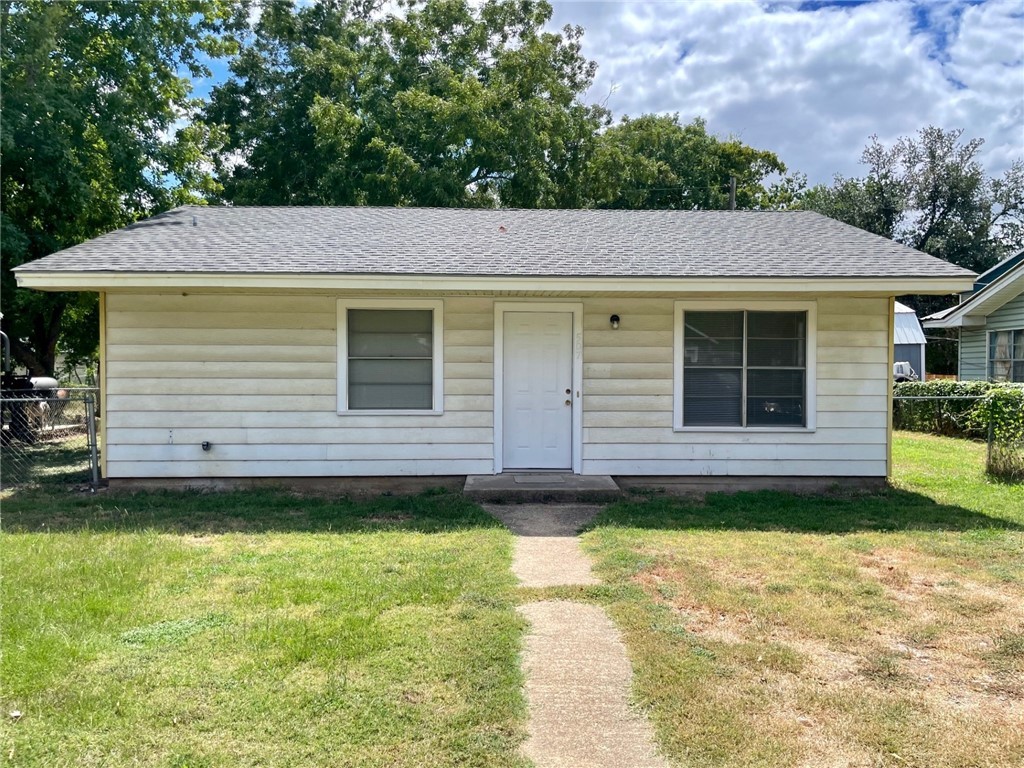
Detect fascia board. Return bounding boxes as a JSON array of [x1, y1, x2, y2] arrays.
[[922, 263, 1024, 328], [15, 271, 977, 296]]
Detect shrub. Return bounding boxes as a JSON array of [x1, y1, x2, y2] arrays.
[[892, 380, 996, 438], [974, 387, 1024, 481], [893, 381, 1024, 480]]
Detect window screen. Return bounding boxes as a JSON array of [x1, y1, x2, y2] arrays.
[[347, 309, 433, 409]]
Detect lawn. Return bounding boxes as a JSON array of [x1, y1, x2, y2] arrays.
[[0, 491, 528, 767], [580, 432, 1024, 768], [2, 432, 1021, 767]]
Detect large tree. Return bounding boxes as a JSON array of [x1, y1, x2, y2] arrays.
[[800, 127, 1024, 373], [580, 114, 787, 210], [205, 0, 606, 208], [0, 0, 236, 376], [801, 127, 1024, 274]]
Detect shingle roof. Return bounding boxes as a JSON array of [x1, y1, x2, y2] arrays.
[[16, 205, 975, 279], [923, 255, 1024, 327]]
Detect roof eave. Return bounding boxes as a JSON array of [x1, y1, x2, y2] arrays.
[[15, 271, 977, 295], [922, 262, 1024, 328]]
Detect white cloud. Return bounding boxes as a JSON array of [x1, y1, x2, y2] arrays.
[[548, 0, 1024, 185]]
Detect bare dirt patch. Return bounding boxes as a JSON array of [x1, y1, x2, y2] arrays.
[[673, 602, 752, 645], [855, 549, 1024, 702], [632, 544, 1024, 765], [635, 567, 754, 644]]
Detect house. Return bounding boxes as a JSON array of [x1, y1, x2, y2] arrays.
[[893, 301, 927, 381], [923, 251, 1024, 382], [14, 206, 974, 486]]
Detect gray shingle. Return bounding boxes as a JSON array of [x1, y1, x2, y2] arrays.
[[15, 206, 976, 279]]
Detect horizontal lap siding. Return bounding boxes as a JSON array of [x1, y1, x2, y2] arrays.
[[105, 294, 493, 477], [959, 330, 987, 380], [960, 293, 1024, 380], [107, 293, 892, 479], [580, 296, 889, 476], [986, 292, 1024, 332]]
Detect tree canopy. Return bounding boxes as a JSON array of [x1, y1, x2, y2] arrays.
[[205, 0, 607, 208], [205, 2, 789, 211], [0, 0, 235, 375], [580, 114, 787, 210]]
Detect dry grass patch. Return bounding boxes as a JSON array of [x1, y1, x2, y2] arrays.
[[585, 433, 1024, 767]]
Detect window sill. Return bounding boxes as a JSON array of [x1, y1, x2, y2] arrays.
[[338, 409, 444, 417], [673, 426, 816, 433]]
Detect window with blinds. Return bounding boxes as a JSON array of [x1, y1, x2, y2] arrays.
[[338, 300, 444, 413], [682, 309, 807, 428]]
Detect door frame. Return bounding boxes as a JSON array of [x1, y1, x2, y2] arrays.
[[493, 301, 583, 474]]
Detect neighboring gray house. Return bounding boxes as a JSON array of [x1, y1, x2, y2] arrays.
[[924, 251, 1024, 382], [15, 207, 974, 484], [893, 301, 926, 381]]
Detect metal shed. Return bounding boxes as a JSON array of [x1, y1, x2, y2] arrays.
[[894, 301, 927, 380]]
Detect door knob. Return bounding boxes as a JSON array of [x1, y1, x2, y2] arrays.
[[565, 399, 572, 406]]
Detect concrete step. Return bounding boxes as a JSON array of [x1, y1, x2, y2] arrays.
[[464, 473, 622, 503]]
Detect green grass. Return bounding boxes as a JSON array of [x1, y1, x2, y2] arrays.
[[578, 432, 1024, 768], [3, 433, 1022, 767], [0, 438, 93, 488], [1, 491, 527, 767]]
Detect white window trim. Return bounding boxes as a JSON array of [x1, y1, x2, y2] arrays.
[[673, 300, 817, 432], [987, 327, 1024, 382], [337, 298, 444, 415]]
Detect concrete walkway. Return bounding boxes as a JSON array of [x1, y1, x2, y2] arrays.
[[483, 503, 601, 588], [484, 504, 670, 768], [519, 601, 670, 768]]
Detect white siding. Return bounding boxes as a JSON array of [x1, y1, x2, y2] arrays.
[[105, 293, 890, 479], [579, 296, 889, 477], [104, 294, 494, 477]]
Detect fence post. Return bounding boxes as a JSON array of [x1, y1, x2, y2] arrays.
[[987, 407, 995, 470], [86, 394, 100, 488]]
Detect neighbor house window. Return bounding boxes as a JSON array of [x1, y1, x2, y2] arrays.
[[674, 302, 816, 430], [337, 299, 444, 413], [988, 329, 1024, 382]]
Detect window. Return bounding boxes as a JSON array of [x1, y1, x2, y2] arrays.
[[337, 299, 444, 413], [988, 329, 1024, 382], [674, 302, 816, 430]]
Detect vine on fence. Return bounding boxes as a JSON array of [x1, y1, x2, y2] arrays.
[[893, 381, 1024, 481], [974, 387, 1024, 481], [892, 380, 994, 437]]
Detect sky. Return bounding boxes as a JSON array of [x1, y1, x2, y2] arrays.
[[195, 0, 1024, 188], [546, 0, 1024, 185]]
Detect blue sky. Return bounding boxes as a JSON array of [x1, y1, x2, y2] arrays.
[[192, 0, 1023, 187]]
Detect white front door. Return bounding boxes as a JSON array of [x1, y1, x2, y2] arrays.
[[502, 311, 574, 470]]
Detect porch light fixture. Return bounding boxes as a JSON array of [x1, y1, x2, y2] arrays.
[[609, 314, 620, 329]]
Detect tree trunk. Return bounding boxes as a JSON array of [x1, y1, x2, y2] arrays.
[[8, 303, 65, 377]]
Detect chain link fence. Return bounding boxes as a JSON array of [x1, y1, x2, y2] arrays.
[[1, 388, 100, 489], [894, 392, 1024, 481]]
